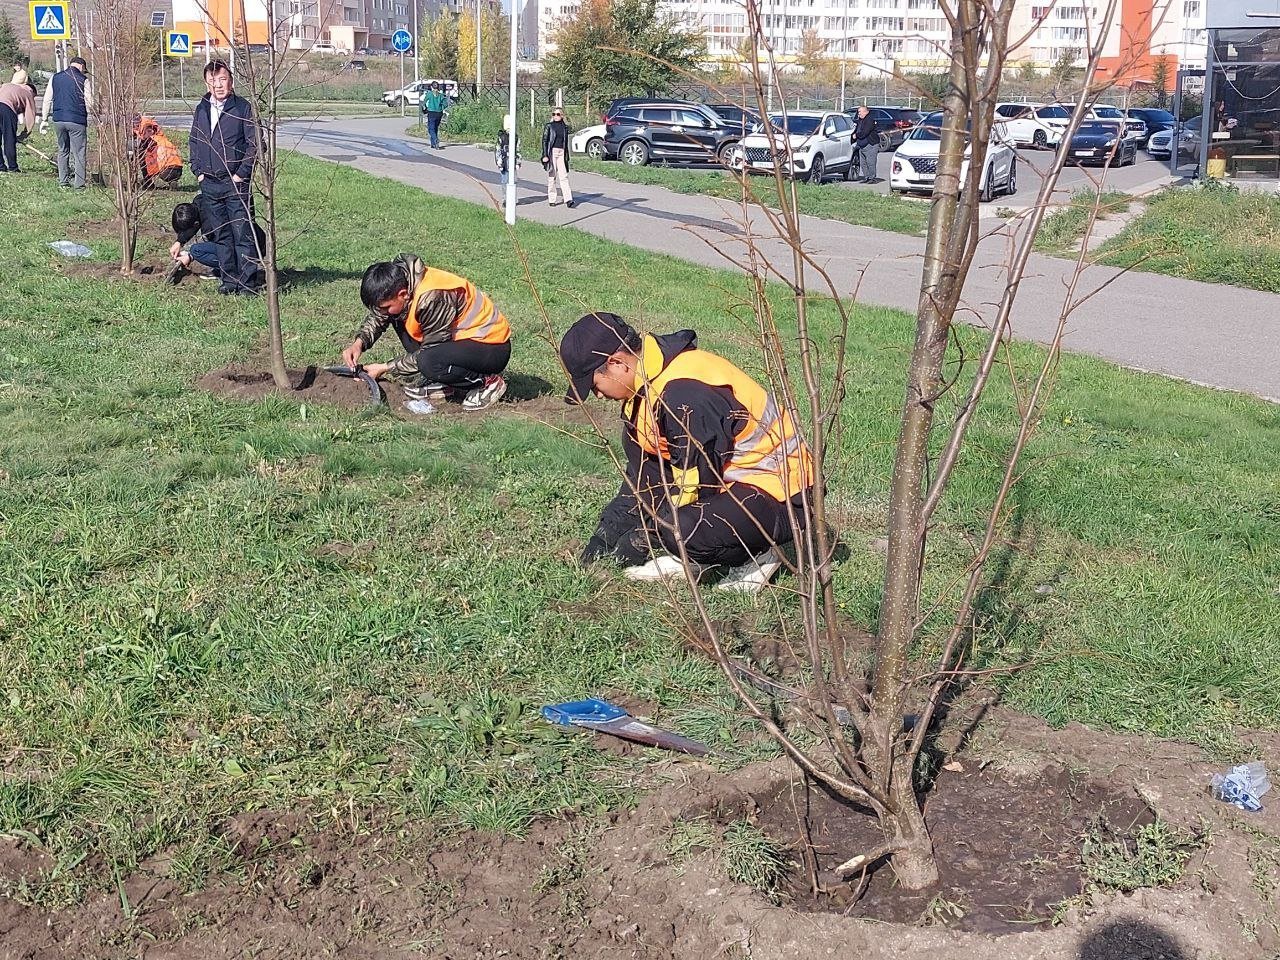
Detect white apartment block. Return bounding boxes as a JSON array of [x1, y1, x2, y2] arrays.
[[533, 0, 1208, 74]]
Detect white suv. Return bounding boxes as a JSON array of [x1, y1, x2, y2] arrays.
[[381, 78, 460, 108], [733, 111, 856, 183], [891, 112, 1017, 202], [994, 102, 1070, 148], [1091, 105, 1147, 142]]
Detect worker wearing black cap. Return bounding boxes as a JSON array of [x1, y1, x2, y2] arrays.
[[558, 312, 814, 593]]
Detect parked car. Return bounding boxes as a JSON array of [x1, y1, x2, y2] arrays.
[[1065, 121, 1137, 166], [572, 123, 607, 160], [310, 41, 340, 54], [994, 102, 1070, 148], [890, 112, 1017, 201], [344, 59, 367, 72], [602, 102, 741, 166], [1126, 107, 1177, 148], [733, 110, 856, 183], [1146, 126, 1174, 159], [1091, 105, 1146, 142], [706, 103, 764, 136], [843, 105, 916, 149], [381, 79, 460, 108]]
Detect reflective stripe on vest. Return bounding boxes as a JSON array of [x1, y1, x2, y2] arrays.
[[404, 268, 511, 345], [633, 338, 813, 502]]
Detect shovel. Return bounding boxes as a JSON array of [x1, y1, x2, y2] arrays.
[[323, 364, 384, 407]]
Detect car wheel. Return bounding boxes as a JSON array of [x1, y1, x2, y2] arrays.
[[980, 165, 995, 202], [808, 154, 826, 184], [724, 143, 745, 171], [586, 138, 604, 161], [620, 140, 649, 166], [1005, 159, 1017, 196], [716, 140, 740, 164], [1033, 129, 1047, 149], [879, 132, 892, 150]]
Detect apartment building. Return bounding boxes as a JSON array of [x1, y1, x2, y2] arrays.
[[531, 0, 1206, 76], [172, 0, 459, 54]]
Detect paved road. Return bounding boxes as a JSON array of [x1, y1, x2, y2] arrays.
[[284, 117, 1280, 401]]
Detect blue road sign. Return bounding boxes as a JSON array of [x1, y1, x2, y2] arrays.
[[29, 1, 70, 40], [165, 32, 192, 57], [391, 29, 412, 53]]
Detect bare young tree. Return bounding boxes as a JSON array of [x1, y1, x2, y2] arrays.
[[89, 0, 148, 274], [539, 0, 1164, 893], [191, 0, 344, 388]]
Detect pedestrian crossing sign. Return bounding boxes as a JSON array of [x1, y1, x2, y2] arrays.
[[165, 32, 192, 57], [29, 1, 71, 40]]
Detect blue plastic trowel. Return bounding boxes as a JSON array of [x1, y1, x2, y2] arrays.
[[541, 698, 710, 756]]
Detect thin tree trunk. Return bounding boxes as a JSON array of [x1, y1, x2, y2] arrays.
[[868, 0, 977, 891]]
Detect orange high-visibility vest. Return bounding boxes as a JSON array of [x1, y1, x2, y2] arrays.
[[631, 336, 813, 503], [404, 268, 511, 345], [144, 132, 182, 179]]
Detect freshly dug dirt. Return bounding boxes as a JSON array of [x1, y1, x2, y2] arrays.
[[199, 362, 598, 429], [1, 709, 1276, 960], [733, 763, 1153, 933]]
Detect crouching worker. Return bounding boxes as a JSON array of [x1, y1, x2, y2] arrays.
[[135, 115, 183, 187], [559, 312, 814, 593], [167, 198, 264, 284], [341, 255, 511, 415]]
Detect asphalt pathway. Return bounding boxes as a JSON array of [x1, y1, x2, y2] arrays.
[[283, 116, 1280, 401]]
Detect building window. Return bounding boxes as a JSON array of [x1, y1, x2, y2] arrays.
[[1183, 0, 1200, 18]]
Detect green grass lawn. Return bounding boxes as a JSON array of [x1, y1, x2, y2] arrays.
[[1090, 182, 1280, 292], [1, 154, 1278, 899], [1035, 191, 1135, 254]]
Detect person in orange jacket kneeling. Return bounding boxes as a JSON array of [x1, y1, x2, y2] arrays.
[[341, 254, 511, 415], [134, 115, 183, 187]]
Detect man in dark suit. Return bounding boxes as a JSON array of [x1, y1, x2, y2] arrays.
[[189, 60, 261, 295], [853, 106, 879, 183]]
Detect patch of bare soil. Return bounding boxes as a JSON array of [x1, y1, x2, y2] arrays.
[[199, 362, 597, 429], [730, 763, 1152, 933], [1, 710, 1276, 960]]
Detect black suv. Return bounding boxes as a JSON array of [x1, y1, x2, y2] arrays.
[[603, 101, 742, 166], [706, 103, 764, 135]]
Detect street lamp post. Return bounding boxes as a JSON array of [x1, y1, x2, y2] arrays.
[[413, 0, 419, 81], [476, 0, 482, 91], [504, 0, 518, 225], [838, 0, 850, 111]]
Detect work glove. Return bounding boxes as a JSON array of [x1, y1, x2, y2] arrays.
[[16, 129, 29, 143], [39, 120, 48, 135]]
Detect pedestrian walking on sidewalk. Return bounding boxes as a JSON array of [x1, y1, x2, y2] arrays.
[[496, 114, 518, 186], [542, 108, 574, 208], [421, 82, 448, 149], [40, 56, 93, 188]]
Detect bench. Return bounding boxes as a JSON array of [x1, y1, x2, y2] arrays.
[[1229, 153, 1280, 177]]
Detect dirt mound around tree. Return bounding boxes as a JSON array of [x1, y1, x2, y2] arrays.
[[198, 362, 597, 428], [1, 710, 1276, 959]]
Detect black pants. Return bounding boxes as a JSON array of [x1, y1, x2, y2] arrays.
[[412, 338, 510, 390], [584, 455, 805, 568], [201, 177, 260, 293], [0, 104, 18, 172]]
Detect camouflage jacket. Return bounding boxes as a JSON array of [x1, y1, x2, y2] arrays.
[[351, 253, 468, 382]]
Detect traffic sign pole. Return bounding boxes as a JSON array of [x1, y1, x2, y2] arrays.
[[391, 29, 413, 120], [399, 52, 404, 118]]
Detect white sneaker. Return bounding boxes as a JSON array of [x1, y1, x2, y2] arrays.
[[715, 548, 784, 593], [623, 555, 689, 581], [404, 398, 438, 416], [406, 383, 451, 402], [462, 375, 507, 411]]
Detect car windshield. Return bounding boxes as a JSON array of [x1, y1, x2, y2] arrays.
[[1078, 122, 1121, 135], [907, 113, 971, 141], [1036, 105, 1070, 119], [1094, 107, 1123, 118], [770, 114, 822, 135], [1137, 109, 1175, 123]]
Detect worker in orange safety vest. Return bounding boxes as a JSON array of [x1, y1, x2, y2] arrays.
[[134, 115, 183, 187], [341, 254, 512, 415], [558, 312, 815, 593]]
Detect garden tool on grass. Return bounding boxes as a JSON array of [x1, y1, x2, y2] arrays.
[[542, 698, 710, 756], [22, 141, 57, 167], [323, 364, 384, 408]]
